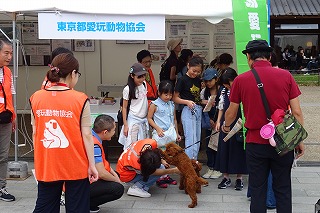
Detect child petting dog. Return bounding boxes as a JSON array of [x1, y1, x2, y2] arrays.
[[116, 139, 180, 198]]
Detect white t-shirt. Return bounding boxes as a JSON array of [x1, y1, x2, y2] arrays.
[[123, 83, 148, 118]]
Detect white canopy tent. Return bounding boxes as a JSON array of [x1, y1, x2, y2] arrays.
[[0, 0, 234, 162], [0, 0, 233, 24]]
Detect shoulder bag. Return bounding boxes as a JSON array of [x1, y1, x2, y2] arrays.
[[251, 68, 308, 156]]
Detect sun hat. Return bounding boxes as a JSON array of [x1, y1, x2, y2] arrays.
[[167, 38, 183, 51], [242, 40, 274, 54]]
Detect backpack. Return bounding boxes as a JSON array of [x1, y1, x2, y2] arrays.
[[159, 59, 169, 81]]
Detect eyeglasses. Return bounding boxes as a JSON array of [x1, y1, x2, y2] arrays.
[[137, 74, 146, 79], [142, 60, 152, 64], [75, 70, 81, 77]]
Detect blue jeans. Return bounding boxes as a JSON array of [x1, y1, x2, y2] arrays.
[[181, 105, 202, 159], [247, 172, 276, 208], [266, 172, 276, 208], [129, 165, 164, 191]]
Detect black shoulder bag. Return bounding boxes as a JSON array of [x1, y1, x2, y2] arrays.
[[251, 68, 307, 156]]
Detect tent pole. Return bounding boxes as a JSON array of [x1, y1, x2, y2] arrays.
[[12, 12, 18, 162], [7, 13, 28, 180]]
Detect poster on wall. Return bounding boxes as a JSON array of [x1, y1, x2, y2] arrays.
[[22, 22, 50, 44], [168, 21, 189, 37], [192, 50, 209, 63], [190, 35, 210, 49], [213, 34, 234, 48], [73, 40, 95, 52], [213, 19, 234, 34], [150, 52, 167, 62], [24, 45, 51, 55], [52, 39, 72, 51], [190, 20, 209, 34], [147, 40, 166, 51]]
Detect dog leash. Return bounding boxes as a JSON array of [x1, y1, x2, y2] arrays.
[[184, 131, 219, 150]]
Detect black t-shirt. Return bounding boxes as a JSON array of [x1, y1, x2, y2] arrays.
[[175, 74, 202, 105], [162, 55, 178, 85]]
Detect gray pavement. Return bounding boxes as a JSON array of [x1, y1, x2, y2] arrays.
[[1, 162, 319, 213]]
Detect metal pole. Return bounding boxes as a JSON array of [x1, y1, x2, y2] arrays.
[[12, 13, 18, 162]]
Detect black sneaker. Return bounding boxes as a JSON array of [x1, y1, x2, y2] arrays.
[[218, 178, 231, 189], [235, 179, 244, 191], [0, 187, 15, 202], [90, 206, 100, 213]]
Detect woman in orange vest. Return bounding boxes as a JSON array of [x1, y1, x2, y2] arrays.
[[137, 50, 158, 104], [41, 47, 73, 90], [116, 139, 179, 198], [30, 53, 98, 212]]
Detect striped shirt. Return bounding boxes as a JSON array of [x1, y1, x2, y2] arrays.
[[0, 67, 16, 94]]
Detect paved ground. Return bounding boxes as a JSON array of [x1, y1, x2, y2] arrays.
[[1, 162, 320, 213], [3, 86, 320, 212]]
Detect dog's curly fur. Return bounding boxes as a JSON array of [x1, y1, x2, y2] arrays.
[[179, 159, 203, 194], [160, 142, 208, 208]]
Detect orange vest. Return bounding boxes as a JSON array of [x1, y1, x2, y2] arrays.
[[30, 89, 89, 181], [0, 66, 15, 121], [93, 135, 111, 173], [116, 139, 157, 182], [146, 68, 157, 104]]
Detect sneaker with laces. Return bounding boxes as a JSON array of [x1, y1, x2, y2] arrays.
[[90, 206, 100, 213], [156, 178, 168, 188], [0, 187, 15, 202], [218, 178, 231, 189], [127, 185, 151, 198], [235, 179, 244, 191], [202, 169, 214, 179], [163, 176, 177, 185], [210, 170, 222, 179]]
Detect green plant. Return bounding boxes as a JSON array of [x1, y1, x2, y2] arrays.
[[292, 74, 319, 86]]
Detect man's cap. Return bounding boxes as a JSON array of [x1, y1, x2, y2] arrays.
[[202, 67, 218, 80], [129, 63, 148, 76], [167, 38, 183, 51], [242, 40, 273, 54]]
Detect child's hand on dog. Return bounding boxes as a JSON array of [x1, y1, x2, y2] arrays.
[[161, 159, 170, 168]]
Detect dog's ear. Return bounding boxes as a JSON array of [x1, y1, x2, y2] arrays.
[[175, 144, 184, 153]]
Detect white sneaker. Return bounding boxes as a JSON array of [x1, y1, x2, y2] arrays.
[[210, 171, 222, 179], [202, 169, 214, 179], [127, 185, 151, 198]]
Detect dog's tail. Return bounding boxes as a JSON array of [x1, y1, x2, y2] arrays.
[[196, 177, 208, 186]]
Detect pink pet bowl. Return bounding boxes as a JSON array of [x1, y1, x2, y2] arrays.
[[260, 122, 275, 139]]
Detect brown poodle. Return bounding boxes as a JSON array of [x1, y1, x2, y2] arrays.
[[160, 142, 208, 208], [179, 159, 203, 194]]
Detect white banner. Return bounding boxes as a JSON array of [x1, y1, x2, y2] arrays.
[[38, 13, 165, 40]]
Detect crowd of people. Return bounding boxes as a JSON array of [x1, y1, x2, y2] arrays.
[[0, 38, 305, 213], [277, 44, 320, 71]]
